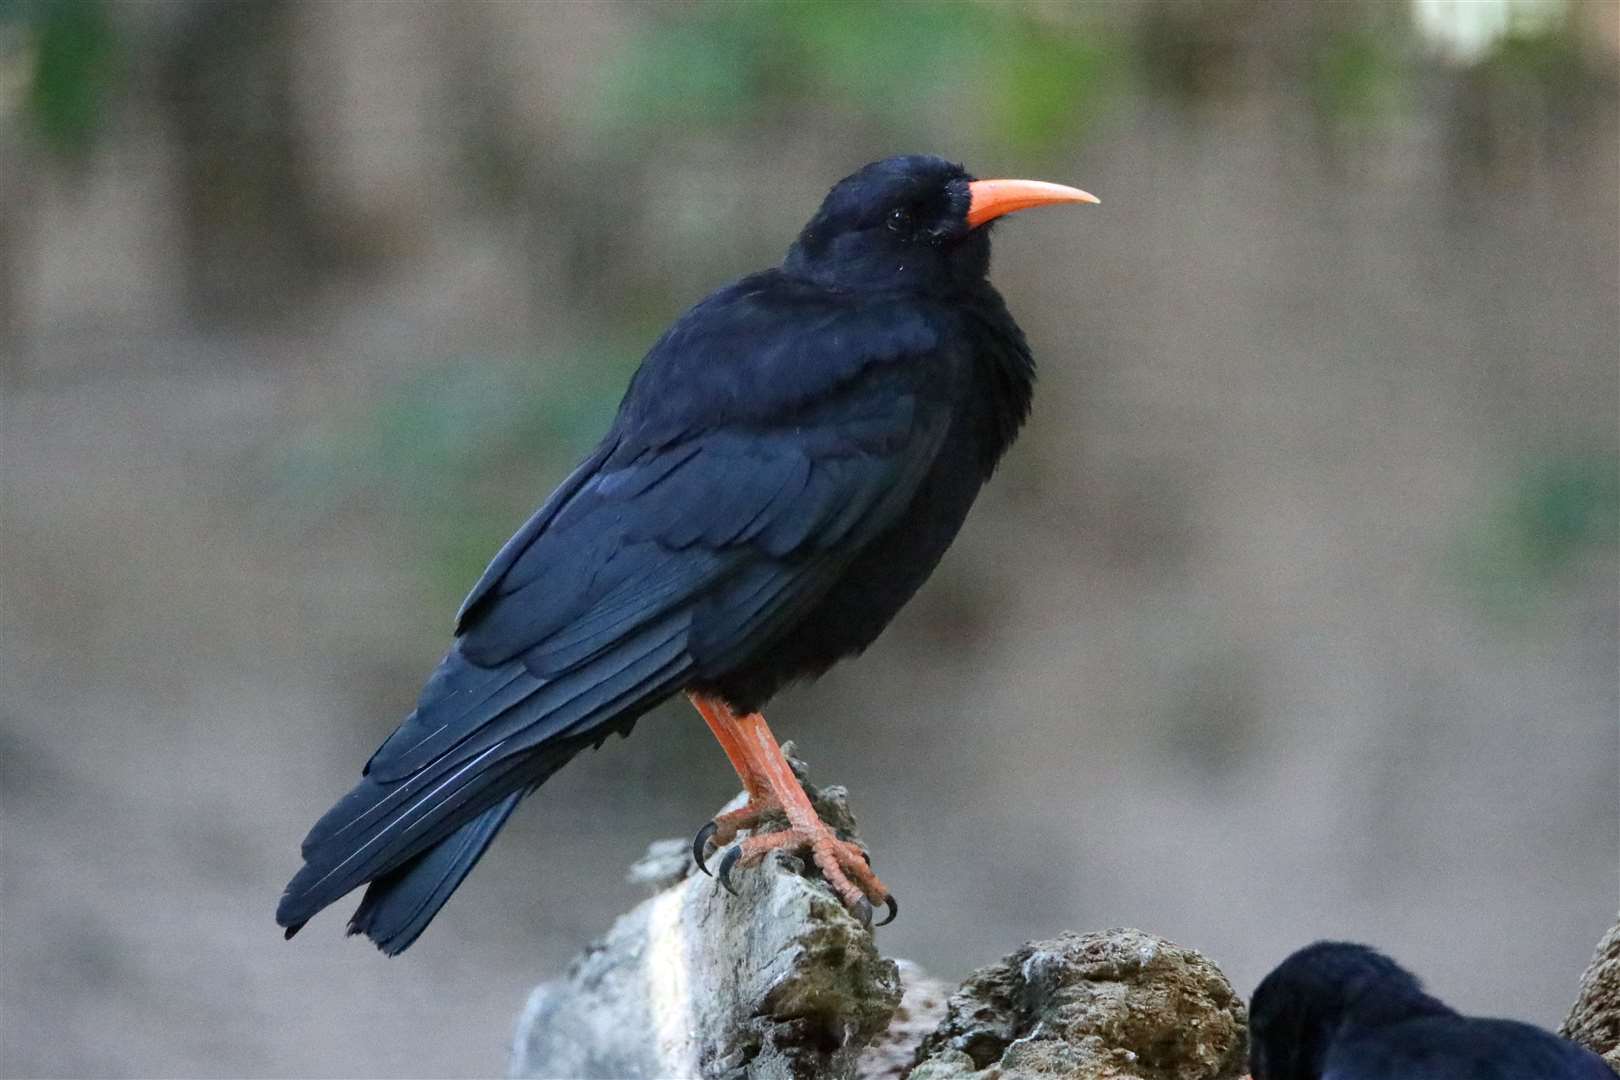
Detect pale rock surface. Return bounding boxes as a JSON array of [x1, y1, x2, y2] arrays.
[[508, 757, 902, 1080], [508, 754, 1245, 1080]]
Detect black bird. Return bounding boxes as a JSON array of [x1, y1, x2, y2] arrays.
[[1250, 941, 1611, 1080], [276, 155, 1096, 953]]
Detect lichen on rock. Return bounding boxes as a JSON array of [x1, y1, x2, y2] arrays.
[[907, 929, 1248, 1080]]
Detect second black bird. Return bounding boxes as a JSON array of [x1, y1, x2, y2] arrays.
[[1250, 941, 1610, 1080]]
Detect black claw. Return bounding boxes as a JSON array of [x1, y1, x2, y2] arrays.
[[852, 898, 874, 929], [717, 845, 742, 896], [875, 894, 898, 927], [692, 821, 718, 876]]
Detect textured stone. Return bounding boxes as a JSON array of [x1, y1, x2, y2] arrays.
[[907, 929, 1247, 1080], [508, 753, 902, 1080], [1563, 912, 1620, 1074]]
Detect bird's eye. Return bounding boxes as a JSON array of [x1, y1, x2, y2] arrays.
[[886, 207, 913, 234]]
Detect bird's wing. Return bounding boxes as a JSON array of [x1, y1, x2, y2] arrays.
[[453, 437, 621, 631], [374, 365, 953, 783], [280, 311, 956, 924], [454, 271, 946, 641]]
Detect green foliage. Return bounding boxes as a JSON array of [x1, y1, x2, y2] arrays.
[[1506, 455, 1620, 573], [1455, 453, 1620, 617], [18, 0, 117, 159], [987, 17, 1122, 155], [594, 1, 1126, 156], [1310, 25, 1412, 132]]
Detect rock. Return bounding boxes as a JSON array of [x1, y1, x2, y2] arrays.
[[1563, 912, 1620, 1074], [625, 836, 695, 892], [857, 960, 952, 1080], [907, 929, 1247, 1080], [508, 750, 1246, 1080], [508, 751, 903, 1080]]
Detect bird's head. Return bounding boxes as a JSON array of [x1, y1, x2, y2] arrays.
[[784, 154, 1096, 293], [1249, 942, 1454, 1080]]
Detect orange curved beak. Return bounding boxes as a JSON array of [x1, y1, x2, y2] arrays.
[[966, 178, 1099, 229]]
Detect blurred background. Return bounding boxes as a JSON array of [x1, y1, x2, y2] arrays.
[[1, 0, 1616, 1076]]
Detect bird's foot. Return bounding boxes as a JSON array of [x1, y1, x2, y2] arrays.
[[715, 819, 897, 929], [691, 797, 785, 874]]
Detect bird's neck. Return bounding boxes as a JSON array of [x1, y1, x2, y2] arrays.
[[959, 285, 1036, 479]]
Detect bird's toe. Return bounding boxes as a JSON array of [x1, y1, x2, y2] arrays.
[[691, 821, 718, 875], [717, 845, 743, 896], [875, 893, 898, 927]]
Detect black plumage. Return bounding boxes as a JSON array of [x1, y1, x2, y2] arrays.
[[1250, 941, 1611, 1080], [276, 155, 1091, 952]]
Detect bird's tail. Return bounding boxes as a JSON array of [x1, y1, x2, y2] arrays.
[[276, 616, 691, 952], [341, 787, 528, 955]]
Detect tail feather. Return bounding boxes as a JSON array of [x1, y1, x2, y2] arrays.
[[275, 734, 541, 936], [275, 623, 692, 952], [346, 788, 528, 955]]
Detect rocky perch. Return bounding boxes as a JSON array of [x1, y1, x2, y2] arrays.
[[507, 750, 1247, 1080], [1564, 912, 1620, 1074]]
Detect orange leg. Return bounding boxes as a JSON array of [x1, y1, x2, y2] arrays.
[[687, 692, 784, 864], [688, 692, 771, 801], [687, 693, 894, 926]]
